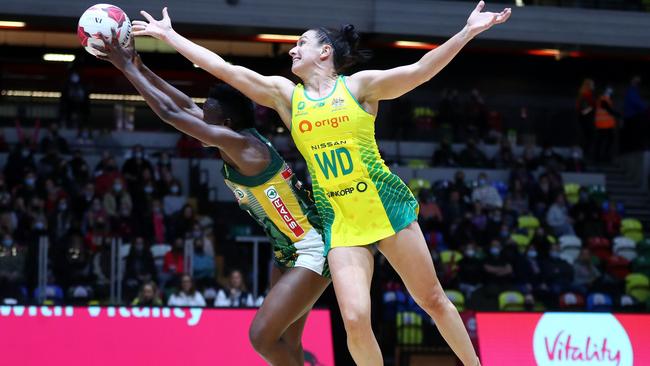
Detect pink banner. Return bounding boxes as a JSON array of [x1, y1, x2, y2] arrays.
[[476, 312, 650, 366], [0, 306, 334, 366]]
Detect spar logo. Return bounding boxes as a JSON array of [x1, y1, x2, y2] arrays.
[[298, 115, 350, 133], [264, 186, 305, 238], [533, 313, 633, 366], [234, 188, 245, 201]]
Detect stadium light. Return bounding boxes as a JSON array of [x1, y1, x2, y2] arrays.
[[0, 21, 26, 28], [394, 41, 438, 50], [256, 34, 300, 43], [43, 53, 76, 62]]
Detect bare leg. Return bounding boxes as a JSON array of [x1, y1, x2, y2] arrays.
[[328, 246, 383, 366], [378, 222, 479, 366], [249, 266, 330, 366]]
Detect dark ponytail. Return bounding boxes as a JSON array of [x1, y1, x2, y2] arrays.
[[315, 24, 372, 74]]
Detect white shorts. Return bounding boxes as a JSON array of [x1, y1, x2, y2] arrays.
[[293, 228, 328, 277]]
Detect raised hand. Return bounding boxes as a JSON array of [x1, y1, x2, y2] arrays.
[[91, 28, 139, 71], [132, 7, 174, 40], [465, 1, 511, 37]]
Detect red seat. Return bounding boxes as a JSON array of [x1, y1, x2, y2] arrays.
[[606, 255, 631, 280], [587, 237, 611, 261], [559, 292, 585, 310]]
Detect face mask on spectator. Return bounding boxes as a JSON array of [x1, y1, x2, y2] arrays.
[[500, 230, 509, 238], [2, 238, 12, 247], [25, 178, 35, 187], [21, 149, 30, 157], [58, 202, 67, 211], [113, 183, 122, 192], [490, 247, 501, 257], [465, 248, 476, 258], [34, 221, 45, 230], [527, 250, 537, 258], [144, 185, 154, 194], [170, 186, 179, 194]]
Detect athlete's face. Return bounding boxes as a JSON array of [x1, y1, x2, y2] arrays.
[[202, 98, 225, 126], [289, 30, 333, 78]]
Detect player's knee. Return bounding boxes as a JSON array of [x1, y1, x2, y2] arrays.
[[340, 305, 371, 337], [249, 322, 274, 355], [414, 284, 452, 317]]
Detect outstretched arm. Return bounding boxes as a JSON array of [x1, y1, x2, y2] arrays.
[[94, 34, 246, 153], [132, 8, 294, 112], [350, 1, 511, 103], [138, 62, 203, 119]]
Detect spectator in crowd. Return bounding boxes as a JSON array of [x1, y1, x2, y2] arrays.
[[443, 190, 467, 229], [39, 123, 69, 154], [84, 215, 111, 254], [66, 150, 91, 189], [12, 171, 39, 204], [189, 222, 214, 257], [540, 146, 564, 172], [75, 127, 93, 147], [147, 199, 166, 244], [432, 139, 457, 167], [508, 178, 529, 215], [163, 180, 185, 218], [192, 237, 215, 285], [576, 78, 596, 153], [162, 237, 185, 287], [131, 281, 163, 306], [546, 193, 575, 236], [0, 232, 26, 302], [531, 174, 556, 216], [451, 170, 472, 200], [623, 76, 649, 152], [38, 147, 67, 184], [458, 138, 488, 167], [170, 204, 195, 241], [215, 269, 254, 307], [122, 145, 154, 190], [593, 86, 620, 162], [103, 177, 132, 219], [73, 182, 97, 220], [482, 240, 513, 288], [49, 196, 72, 243], [572, 248, 601, 294], [124, 236, 157, 296], [55, 233, 92, 289], [156, 152, 173, 174], [570, 188, 603, 239], [457, 241, 484, 297], [539, 243, 574, 295], [94, 156, 122, 197], [167, 274, 206, 307], [4, 143, 36, 190], [92, 236, 114, 298], [471, 172, 503, 209]]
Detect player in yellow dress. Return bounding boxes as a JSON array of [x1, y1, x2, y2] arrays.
[[94, 35, 330, 366], [132, 2, 511, 365]]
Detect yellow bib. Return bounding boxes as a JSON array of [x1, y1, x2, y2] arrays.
[[290, 76, 418, 252]]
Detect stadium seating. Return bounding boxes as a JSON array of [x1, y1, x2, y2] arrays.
[[559, 235, 582, 264], [626, 273, 650, 302], [445, 290, 465, 312], [498, 291, 525, 311]]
